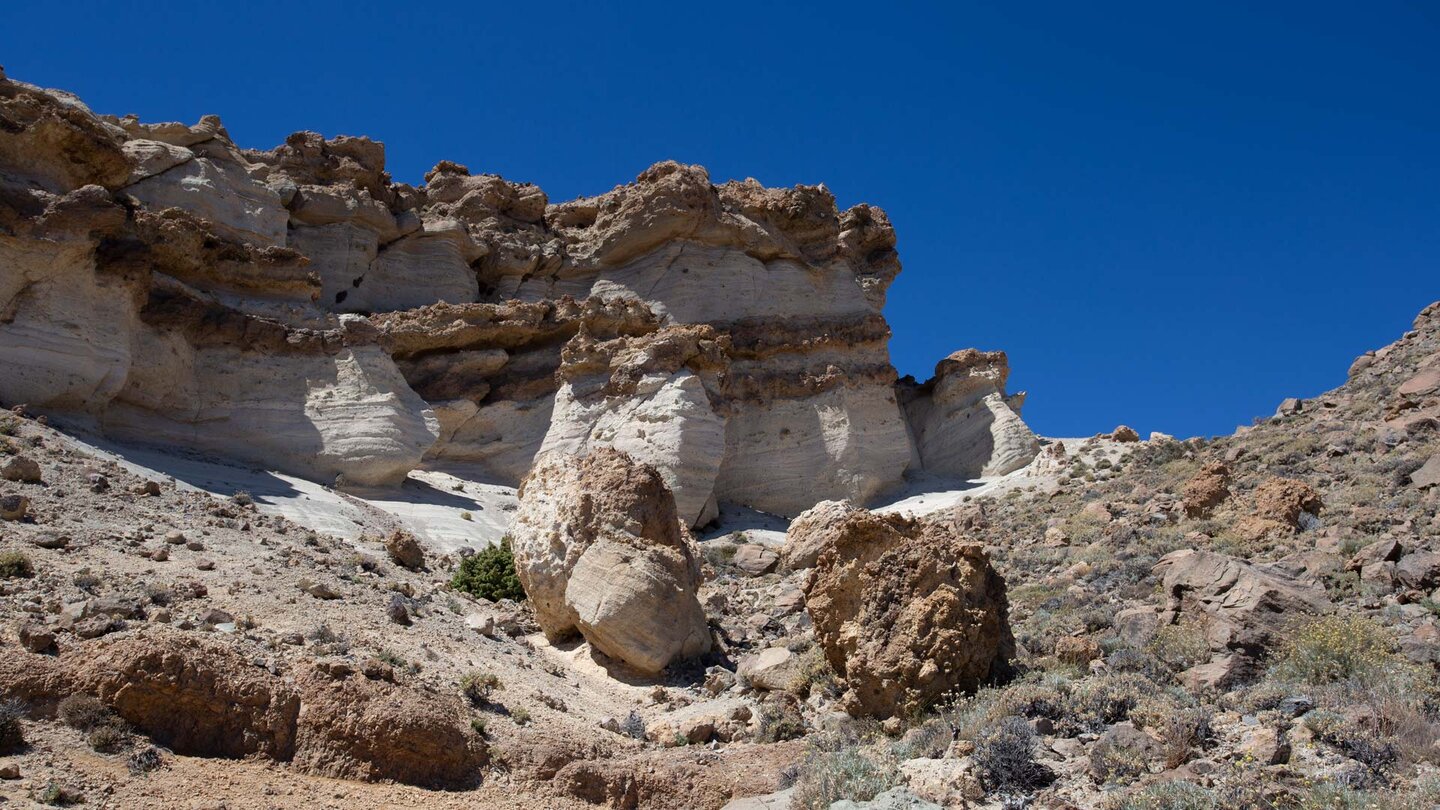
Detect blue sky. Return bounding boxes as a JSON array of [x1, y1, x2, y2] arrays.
[[5, 2, 1436, 438]]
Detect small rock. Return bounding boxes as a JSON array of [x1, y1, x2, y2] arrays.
[[361, 658, 396, 682], [299, 579, 340, 600], [1, 456, 42, 483], [385, 529, 426, 570], [732, 544, 780, 576], [387, 594, 412, 626], [1238, 726, 1291, 765], [18, 623, 56, 653], [1411, 454, 1440, 490], [773, 586, 805, 616], [1279, 695, 1314, 718], [0, 763, 18, 779], [703, 666, 737, 696], [135, 480, 162, 496], [149, 547, 169, 562], [1396, 552, 1440, 590], [87, 473, 110, 493], [185, 540, 205, 551], [149, 609, 171, 623], [73, 616, 117, 639], [31, 531, 70, 550], [738, 647, 801, 692], [200, 608, 234, 626], [165, 530, 187, 545], [0, 494, 29, 521], [195, 559, 216, 571]]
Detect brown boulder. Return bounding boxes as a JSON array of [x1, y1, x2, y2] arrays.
[[293, 664, 486, 788], [383, 529, 425, 570], [732, 543, 779, 576], [1252, 477, 1323, 528], [1110, 425, 1140, 443], [0, 456, 41, 483], [70, 634, 300, 759], [1154, 550, 1330, 686], [800, 509, 1013, 718], [509, 447, 710, 675], [1181, 462, 1230, 518]]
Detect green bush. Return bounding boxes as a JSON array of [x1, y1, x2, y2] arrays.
[[452, 539, 526, 602]]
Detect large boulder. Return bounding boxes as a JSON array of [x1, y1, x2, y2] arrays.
[[783, 499, 859, 571], [1182, 461, 1231, 518], [799, 508, 1013, 718], [1153, 549, 1331, 686], [509, 447, 711, 674]]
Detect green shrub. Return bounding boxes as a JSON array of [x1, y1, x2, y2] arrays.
[[37, 782, 82, 806], [1146, 620, 1211, 673], [755, 700, 807, 742], [1060, 673, 1147, 735], [452, 539, 526, 602], [87, 723, 127, 753], [790, 746, 900, 810], [0, 550, 34, 579]]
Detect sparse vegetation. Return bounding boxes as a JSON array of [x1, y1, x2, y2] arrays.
[[972, 715, 1051, 792], [0, 549, 34, 579], [461, 671, 503, 705], [0, 698, 25, 753], [790, 745, 899, 810], [127, 745, 165, 775]]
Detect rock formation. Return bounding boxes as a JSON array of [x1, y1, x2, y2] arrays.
[[899, 349, 1040, 479], [798, 507, 1014, 718], [508, 448, 711, 674], [0, 70, 1038, 521]]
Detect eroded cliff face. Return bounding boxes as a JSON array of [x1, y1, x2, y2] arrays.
[[0, 69, 1037, 518]]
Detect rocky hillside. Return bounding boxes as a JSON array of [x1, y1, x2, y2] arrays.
[[2, 68, 1439, 810]]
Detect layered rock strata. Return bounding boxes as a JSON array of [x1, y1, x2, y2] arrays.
[[1, 70, 1038, 518], [900, 349, 1040, 479]]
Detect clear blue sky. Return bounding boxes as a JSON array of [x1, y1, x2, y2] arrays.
[[6, 2, 1436, 438]]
